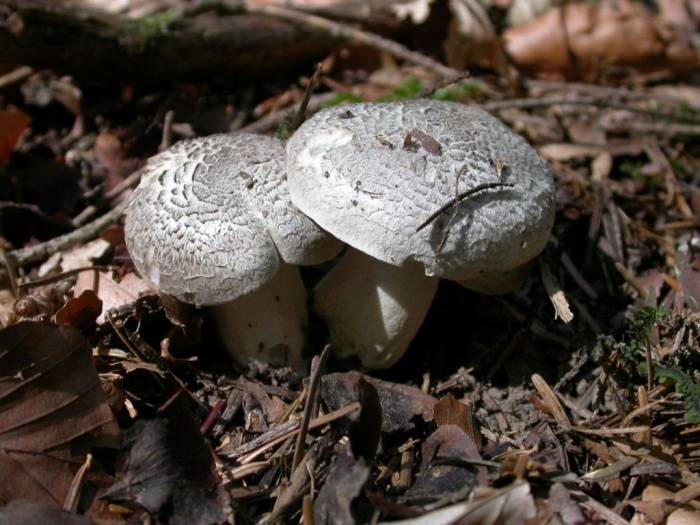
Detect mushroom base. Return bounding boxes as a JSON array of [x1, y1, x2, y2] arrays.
[[314, 248, 438, 369], [210, 262, 308, 370], [457, 260, 536, 295]]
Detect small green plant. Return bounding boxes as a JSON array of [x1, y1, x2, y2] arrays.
[[274, 113, 295, 141], [626, 305, 665, 350], [593, 306, 666, 381], [651, 365, 700, 424], [432, 82, 483, 101], [618, 159, 663, 192], [380, 77, 425, 102]]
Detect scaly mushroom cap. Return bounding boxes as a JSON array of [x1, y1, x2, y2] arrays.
[[125, 133, 339, 306], [286, 100, 555, 280]]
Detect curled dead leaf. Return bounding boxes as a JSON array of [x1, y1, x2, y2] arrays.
[[0, 108, 30, 163], [503, 0, 700, 79]]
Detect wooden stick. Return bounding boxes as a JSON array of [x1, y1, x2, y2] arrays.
[[292, 345, 331, 471], [247, 4, 460, 79], [226, 402, 360, 463], [7, 199, 130, 267]]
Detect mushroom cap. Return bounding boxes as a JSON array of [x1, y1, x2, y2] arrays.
[[125, 133, 338, 306], [286, 100, 555, 280]]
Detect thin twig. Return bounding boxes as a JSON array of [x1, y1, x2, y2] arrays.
[[291, 345, 331, 471], [0, 248, 20, 299], [7, 198, 130, 267], [481, 95, 700, 124], [603, 121, 700, 136], [18, 265, 115, 291], [292, 63, 324, 132], [239, 93, 336, 134], [246, 4, 460, 79], [0, 66, 34, 90], [419, 71, 474, 98], [63, 453, 92, 512], [105, 169, 143, 200], [225, 402, 360, 462], [159, 109, 176, 151], [201, 399, 226, 436], [416, 182, 513, 232]]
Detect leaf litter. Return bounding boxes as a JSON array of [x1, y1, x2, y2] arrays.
[[2, 0, 700, 523]]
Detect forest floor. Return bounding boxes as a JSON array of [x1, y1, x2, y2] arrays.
[[1, 1, 700, 524]]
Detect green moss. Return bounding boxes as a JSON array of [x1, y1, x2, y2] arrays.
[[322, 93, 365, 108], [619, 159, 663, 192], [431, 82, 483, 101], [274, 113, 295, 141], [380, 77, 425, 102], [119, 10, 181, 52]]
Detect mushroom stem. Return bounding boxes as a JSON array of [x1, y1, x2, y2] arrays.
[[210, 262, 308, 370], [314, 248, 439, 369]]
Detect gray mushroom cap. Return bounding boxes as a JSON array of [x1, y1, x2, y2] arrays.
[[286, 100, 555, 280], [125, 133, 339, 306]]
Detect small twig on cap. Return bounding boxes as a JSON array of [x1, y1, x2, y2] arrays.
[[292, 63, 324, 132], [292, 344, 331, 471], [416, 182, 514, 233]]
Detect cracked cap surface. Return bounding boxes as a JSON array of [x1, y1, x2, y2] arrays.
[[125, 133, 339, 306], [286, 99, 556, 280]]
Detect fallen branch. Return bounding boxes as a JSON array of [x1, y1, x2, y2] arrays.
[[246, 3, 460, 79], [8, 199, 130, 267], [0, 1, 335, 82]]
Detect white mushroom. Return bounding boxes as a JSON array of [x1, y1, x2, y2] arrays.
[[125, 133, 341, 369], [286, 99, 555, 368]]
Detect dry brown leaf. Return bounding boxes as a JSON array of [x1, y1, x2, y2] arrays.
[[531, 373, 571, 426], [321, 372, 437, 433], [55, 289, 103, 329], [0, 321, 117, 504], [632, 485, 700, 524], [402, 425, 485, 504], [433, 393, 472, 435], [74, 271, 150, 323], [314, 448, 370, 525], [503, 0, 700, 79], [0, 108, 30, 163], [61, 239, 111, 272], [538, 143, 605, 161]]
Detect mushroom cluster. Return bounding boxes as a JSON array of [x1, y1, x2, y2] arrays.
[[285, 99, 555, 368], [125, 133, 341, 370], [124, 99, 555, 371]]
